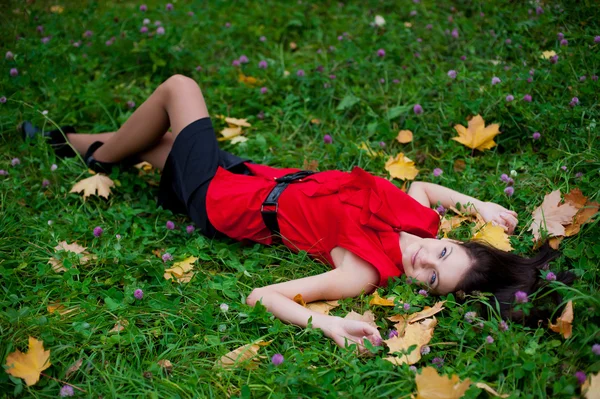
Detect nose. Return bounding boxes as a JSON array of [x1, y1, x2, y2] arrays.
[[418, 251, 437, 269]]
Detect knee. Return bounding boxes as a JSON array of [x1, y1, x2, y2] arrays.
[[161, 74, 200, 95]]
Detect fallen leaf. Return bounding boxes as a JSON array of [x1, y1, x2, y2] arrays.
[[472, 223, 513, 251], [404, 22, 412, 28], [5, 337, 52, 386], [583, 372, 600, 399], [109, 319, 129, 333], [452, 114, 501, 151], [385, 153, 419, 180], [563, 189, 599, 237], [440, 216, 467, 234], [310, 118, 321, 124], [541, 50, 557, 60], [293, 293, 307, 307], [230, 136, 248, 144], [134, 161, 153, 171], [384, 318, 437, 366], [157, 359, 173, 373], [306, 300, 340, 315], [344, 310, 377, 328], [529, 190, 579, 241], [548, 236, 564, 250], [152, 248, 165, 259], [415, 367, 471, 399], [218, 340, 269, 369], [369, 291, 396, 307], [549, 300, 573, 339], [47, 302, 78, 316], [302, 159, 319, 172], [164, 256, 198, 283], [453, 159, 466, 172], [219, 126, 242, 140], [408, 302, 446, 324], [225, 117, 251, 127], [358, 142, 385, 158], [70, 173, 115, 200], [238, 73, 263, 87], [475, 382, 509, 398], [65, 358, 83, 379], [48, 241, 94, 272], [396, 130, 413, 144], [564, 189, 588, 208], [50, 5, 64, 13]]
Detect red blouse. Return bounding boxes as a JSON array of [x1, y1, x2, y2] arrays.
[[206, 163, 440, 287]]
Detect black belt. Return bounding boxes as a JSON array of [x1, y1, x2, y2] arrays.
[[261, 170, 316, 236]]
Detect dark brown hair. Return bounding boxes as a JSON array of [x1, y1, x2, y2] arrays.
[[456, 241, 576, 327]]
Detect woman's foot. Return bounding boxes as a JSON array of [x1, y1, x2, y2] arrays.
[[19, 121, 78, 158]]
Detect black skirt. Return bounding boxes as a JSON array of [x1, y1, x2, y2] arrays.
[[157, 117, 252, 237]]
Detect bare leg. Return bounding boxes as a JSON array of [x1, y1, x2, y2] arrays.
[[67, 131, 175, 171], [69, 74, 209, 164]]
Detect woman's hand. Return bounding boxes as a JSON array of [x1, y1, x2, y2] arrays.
[[477, 201, 519, 234], [323, 317, 383, 354]]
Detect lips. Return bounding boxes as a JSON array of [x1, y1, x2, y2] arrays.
[[411, 248, 421, 268]]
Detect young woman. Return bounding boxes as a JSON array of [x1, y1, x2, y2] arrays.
[[21, 74, 572, 351]]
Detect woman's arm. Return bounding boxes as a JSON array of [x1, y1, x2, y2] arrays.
[[408, 182, 518, 234], [246, 249, 382, 350]]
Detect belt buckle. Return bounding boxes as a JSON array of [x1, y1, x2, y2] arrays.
[[261, 203, 278, 213]]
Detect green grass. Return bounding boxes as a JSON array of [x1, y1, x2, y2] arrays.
[[1, 0, 599, 398]]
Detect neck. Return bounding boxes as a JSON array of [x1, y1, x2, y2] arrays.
[[399, 231, 420, 254]]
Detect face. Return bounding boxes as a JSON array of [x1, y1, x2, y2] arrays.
[[402, 238, 472, 295]]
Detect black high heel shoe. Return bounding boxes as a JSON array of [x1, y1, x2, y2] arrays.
[[19, 121, 78, 158], [83, 141, 141, 174]]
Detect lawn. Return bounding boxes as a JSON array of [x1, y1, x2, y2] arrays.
[[1, 1, 599, 398]]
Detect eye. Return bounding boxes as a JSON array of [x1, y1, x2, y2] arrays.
[[430, 271, 437, 285], [440, 247, 447, 258]]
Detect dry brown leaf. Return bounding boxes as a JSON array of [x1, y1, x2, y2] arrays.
[[415, 367, 471, 399], [70, 173, 115, 200], [164, 256, 197, 283], [134, 161, 153, 171], [548, 237, 564, 250], [65, 358, 83, 379], [475, 382, 509, 398], [48, 241, 94, 273], [152, 248, 165, 259], [472, 223, 513, 251], [384, 318, 437, 366], [344, 310, 377, 328], [293, 293, 307, 307], [302, 159, 319, 172], [306, 300, 340, 315], [564, 189, 588, 208], [396, 130, 413, 144], [218, 340, 269, 369], [225, 117, 251, 127], [369, 291, 396, 307], [583, 372, 600, 399], [440, 216, 467, 234], [385, 153, 419, 181], [220, 126, 242, 140], [5, 337, 52, 386], [157, 359, 173, 373], [549, 300, 573, 339], [109, 319, 129, 333], [529, 190, 579, 241], [562, 189, 599, 237], [408, 302, 446, 324], [452, 114, 501, 151]]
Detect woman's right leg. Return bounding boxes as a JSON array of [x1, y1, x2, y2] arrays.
[[66, 74, 209, 165]]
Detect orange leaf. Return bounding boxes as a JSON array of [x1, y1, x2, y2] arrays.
[[472, 223, 513, 251], [408, 301, 446, 324], [396, 130, 413, 144], [452, 114, 500, 151], [385, 153, 419, 180], [5, 337, 52, 386], [415, 367, 471, 399], [306, 300, 340, 315], [529, 190, 579, 241], [369, 291, 396, 307], [549, 300, 573, 339], [384, 318, 437, 366], [293, 293, 307, 307]]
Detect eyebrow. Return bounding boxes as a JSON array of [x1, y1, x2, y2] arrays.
[[437, 247, 453, 291]]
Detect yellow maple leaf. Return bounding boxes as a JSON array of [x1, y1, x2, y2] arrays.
[[439, 216, 467, 234], [225, 117, 251, 127], [472, 223, 513, 251], [70, 173, 115, 200], [407, 301, 446, 324], [549, 300, 573, 339], [384, 318, 437, 366], [452, 114, 501, 151], [415, 367, 471, 399], [396, 130, 413, 144], [369, 291, 395, 307], [218, 340, 270, 369], [385, 153, 419, 180], [164, 256, 198, 283], [540, 50, 557, 60], [48, 241, 94, 272], [5, 337, 52, 386]]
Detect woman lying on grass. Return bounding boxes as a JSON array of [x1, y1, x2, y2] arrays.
[[21, 74, 573, 351]]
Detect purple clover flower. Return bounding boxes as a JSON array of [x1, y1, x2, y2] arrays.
[[388, 329, 399, 338], [6, 51, 14, 60], [504, 186, 514, 197], [546, 272, 557, 281], [134, 289, 144, 300], [156, 26, 165, 35], [486, 335, 494, 344], [499, 320, 509, 331], [433, 168, 443, 177], [0, 96, 6, 104], [41, 37, 51, 44], [166, 221, 175, 230], [418, 289, 428, 297], [505, 94, 514, 102], [232, 59, 241, 67], [426, 24, 432, 30], [162, 253, 173, 262], [420, 345, 431, 355], [523, 94, 532, 102], [550, 55, 558, 64], [575, 371, 586, 385], [42, 179, 50, 188], [377, 48, 386, 57], [258, 60, 267, 69], [379, 141, 386, 148], [447, 70, 457, 79], [60, 384, 74, 397], [84, 30, 93, 37], [166, 3, 173, 11], [260, 87, 268, 94], [533, 132, 541, 140], [505, 39, 511, 44], [557, 32, 564, 40], [93, 226, 103, 237], [403, 302, 411, 311], [527, 77, 533, 83], [140, 4, 148, 12], [514, 291, 528, 303], [580, 76, 586, 82], [10, 68, 18, 77], [297, 69, 305, 77], [595, 36, 600, 43], [127, 101, 136, 109], [592, 344, 600, 355], [271, 353, 284, 366], [491, 77, 501, 85], [436, 205, 446, 216], [561, 165, 568, 171], [413, 104, 423, 115], [186, 225, 195, 234], [560, 39, 568, 46], [11, 158, 20, 166], [464, 311, 477, 323], [570, 97, 579, 107], [536, 6, 544, 14], [0, 170, 8, 176], [500, 173, 510, 183], [239, 55, 249, 64], [451, 28, 459, 38], [140, 26, 148, 33], [432, 357, 444, 367], [323, 135, 333, 144], [51, 164, 58, 171], [259, 36, 266, 42]]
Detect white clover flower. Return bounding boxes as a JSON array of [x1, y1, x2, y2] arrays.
[[510, 170, 518, 177], [374, 15, 386, 27], [220, 303, 229, 313]]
